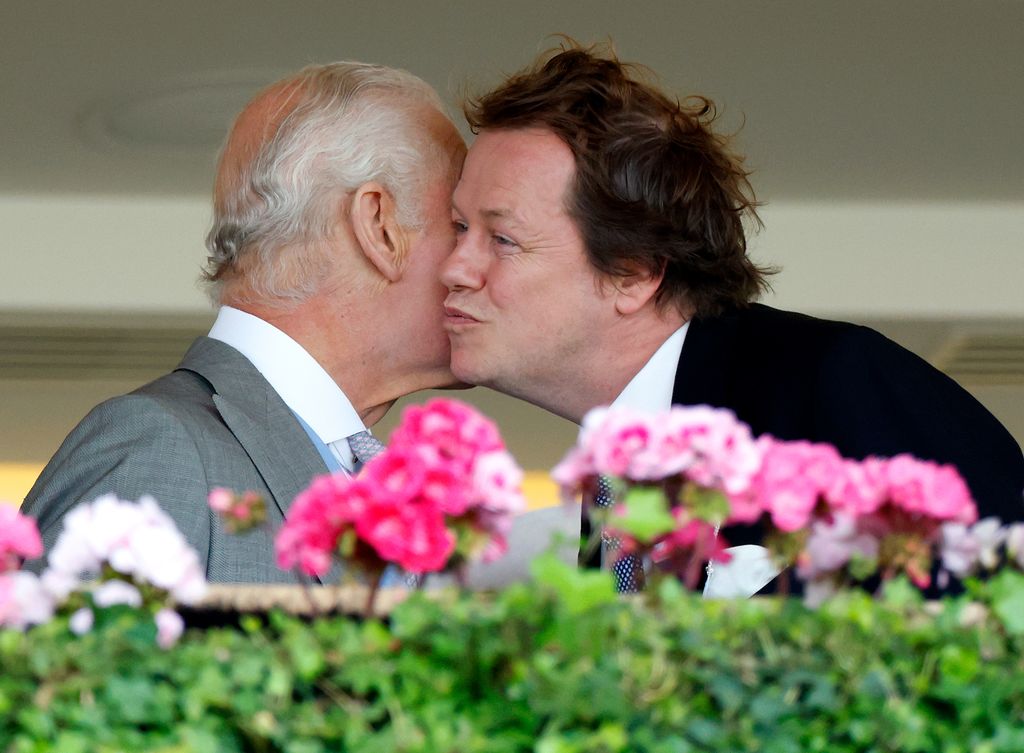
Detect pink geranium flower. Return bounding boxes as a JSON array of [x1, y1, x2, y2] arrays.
[[275, 473, 362, 577], [208, 488, 267, 533], [825, 458, 889, 516], [554, 403, 991, 602], [390, 398, 504, 475], [276, 399, 524, 584], [642, 513, 732, 590], [1, 506, 44, 572], [749, 439, 843, 532], [566, 405, 763, 493], [355, 495, 454, 574], [885, 455, 977, 524]]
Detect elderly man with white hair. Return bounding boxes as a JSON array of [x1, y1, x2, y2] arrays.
[[22, 62, 467, 583]]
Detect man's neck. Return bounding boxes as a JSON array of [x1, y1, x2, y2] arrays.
[[230, 297, 449, 427], [525, 315, 686, 424]]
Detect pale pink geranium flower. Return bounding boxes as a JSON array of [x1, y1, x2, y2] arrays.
[[77, 494, 148, 567], [797, 512, 879, 581], [1006, 523, 1024, 570], [551, 445, 595, 496], [667, 406, 762, 495], [154, 608, 185, 649], [41, 495, 207, 606], [940, 523, 980, 578], [0, 571, 55, 630], [0, 506, 43, 571], [0, 575, 12, 625], [208, 488, 267, 534], [69, 607, 94, 636], [473, 450, 526, 519], [587, 408, 659, 479], [92, 579, 143, 608], [207, 488, 233, 514], [471, 451, 526, 560], [803, 578, 839, 609], [643, 407, 705, 478], [970, 517, 1007, 570]]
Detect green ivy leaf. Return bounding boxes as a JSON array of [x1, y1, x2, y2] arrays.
[[104, 676, 156, 724], [613, 487, 677, 542], [685, 485, 731, 525], [989, 570, 1024, 635], [530, 552, 617, 615], [881, 575, 923, 608]]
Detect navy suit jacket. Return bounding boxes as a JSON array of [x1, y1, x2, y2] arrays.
[[671, 305, 1024, 546]]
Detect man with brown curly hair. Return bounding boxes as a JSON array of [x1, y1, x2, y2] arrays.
[[440, 44, 1023, 588]]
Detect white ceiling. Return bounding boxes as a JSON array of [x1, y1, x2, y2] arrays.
[[2, 0, 1022, 201]]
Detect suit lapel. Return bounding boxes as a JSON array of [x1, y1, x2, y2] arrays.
[[212, 393, 343, 585], [178, 337, 336, 584], [210, 392, 328, 522]]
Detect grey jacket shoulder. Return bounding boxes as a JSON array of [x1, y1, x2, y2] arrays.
[[21, 376, 218, 569], [20, 337, 324, 584]]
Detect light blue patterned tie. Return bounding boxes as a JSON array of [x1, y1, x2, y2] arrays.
[[595, 476, 645, 593], [348, 430, 387, 470]]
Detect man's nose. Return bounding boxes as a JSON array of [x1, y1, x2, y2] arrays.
[[440, 239, 484, 291]]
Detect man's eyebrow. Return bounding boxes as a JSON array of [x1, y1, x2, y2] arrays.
[[451, 200, 524, 225], [480, 208, 513, 220]]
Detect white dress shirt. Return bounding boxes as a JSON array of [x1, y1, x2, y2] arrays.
[[610, 323, 689, 413], [208, 306, 366, 473], [608, 321, 778, 598]]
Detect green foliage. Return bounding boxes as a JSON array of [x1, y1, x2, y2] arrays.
[[3, 578, 1024, 752], [613, 488, 677, 541]]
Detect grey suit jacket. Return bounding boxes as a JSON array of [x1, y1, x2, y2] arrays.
[[21, 337, 335, 584]]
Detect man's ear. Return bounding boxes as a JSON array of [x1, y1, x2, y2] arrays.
[[349, 181, 409, 282], [612, 264, 664, 315]]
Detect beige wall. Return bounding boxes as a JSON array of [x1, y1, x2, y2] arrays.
[[4, 195, 1022, 317]]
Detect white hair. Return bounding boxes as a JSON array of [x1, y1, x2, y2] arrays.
[[204, 62, 455, 305]]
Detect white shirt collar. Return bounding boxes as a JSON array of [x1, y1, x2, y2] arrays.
[[611, 322, 689, 413], [207, 307, 366, 459]]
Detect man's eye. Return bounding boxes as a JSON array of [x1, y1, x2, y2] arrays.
[[493, 234, 516, 247], [453, 220, 468, 233]]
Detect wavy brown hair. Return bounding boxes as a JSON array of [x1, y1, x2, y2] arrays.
[[464, 42, 773, 317]]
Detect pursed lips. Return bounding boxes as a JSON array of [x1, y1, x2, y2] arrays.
[[443, 303, 481, 328]]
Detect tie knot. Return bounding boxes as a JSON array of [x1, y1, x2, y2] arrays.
[[348, 430, 387, 465]]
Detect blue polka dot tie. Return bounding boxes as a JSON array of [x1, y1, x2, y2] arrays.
[[594, 476, 645, 593]]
